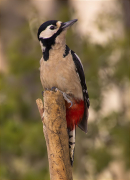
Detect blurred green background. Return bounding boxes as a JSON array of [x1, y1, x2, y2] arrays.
[[0, 0, 130, 180]]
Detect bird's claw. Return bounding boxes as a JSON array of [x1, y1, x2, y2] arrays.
[[42, 87, 73, 108], [51, 87, 57, 92], [45, 88, 49, 91]]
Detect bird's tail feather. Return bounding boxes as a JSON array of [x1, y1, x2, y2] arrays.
[[68, 127, 76, 166]]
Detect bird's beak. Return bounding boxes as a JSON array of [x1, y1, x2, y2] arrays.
[[61, 19, 78, 30]]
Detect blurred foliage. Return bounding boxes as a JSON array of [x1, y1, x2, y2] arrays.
[[0, 21, 49, 180], [0, 1, 130, 180]]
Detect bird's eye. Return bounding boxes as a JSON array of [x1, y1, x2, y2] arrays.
[[50, 26, 55, 30]]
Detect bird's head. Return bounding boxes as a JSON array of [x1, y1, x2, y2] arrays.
[[37, 19, 77, 51]]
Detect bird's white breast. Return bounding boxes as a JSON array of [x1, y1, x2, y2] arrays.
[[40, 48, 83, 100]]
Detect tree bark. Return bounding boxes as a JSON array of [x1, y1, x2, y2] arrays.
[[36, 90, 73, 180]]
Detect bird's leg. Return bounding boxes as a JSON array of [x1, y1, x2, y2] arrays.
[[51, 87, 57, 92], [42, 87, 73, 107], [62, 92, 73, 108], [54, 88, 73, 108]]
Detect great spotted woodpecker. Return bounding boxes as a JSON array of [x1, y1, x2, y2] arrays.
[[37, 19, 90, 165]]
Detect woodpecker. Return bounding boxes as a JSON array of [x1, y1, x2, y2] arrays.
[[37, 19, 90, 165]]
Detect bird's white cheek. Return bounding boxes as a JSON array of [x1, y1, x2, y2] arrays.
[[39, 29, 57, 39]]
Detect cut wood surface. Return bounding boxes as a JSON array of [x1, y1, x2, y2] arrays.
[[36, 90, 73, 180]]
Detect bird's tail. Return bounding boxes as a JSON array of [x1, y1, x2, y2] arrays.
[[68, 127, 76, 166]]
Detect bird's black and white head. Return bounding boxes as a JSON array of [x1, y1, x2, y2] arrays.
[[37, 19, 77, 60]]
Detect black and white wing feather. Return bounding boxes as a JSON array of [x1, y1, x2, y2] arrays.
[[71, 50, 90, 133]]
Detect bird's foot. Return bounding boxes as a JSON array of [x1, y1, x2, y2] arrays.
[[51, 86, 57, 91], [54, 88, 73, 108], [42, 87, 73, 108]]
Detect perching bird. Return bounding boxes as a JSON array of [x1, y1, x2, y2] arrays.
[[37, 19, 90, 165]]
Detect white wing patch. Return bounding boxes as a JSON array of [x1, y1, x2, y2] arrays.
[[74, 53, 84, 70], [72, 51, 90, 107], [74, 53, 84, 82]]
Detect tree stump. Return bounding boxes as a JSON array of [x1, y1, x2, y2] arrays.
[[36, 90, 73, 180]]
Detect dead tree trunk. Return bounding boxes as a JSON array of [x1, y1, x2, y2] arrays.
[[36, 90, 73, 180]]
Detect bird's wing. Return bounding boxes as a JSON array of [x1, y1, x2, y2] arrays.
[[71, 50, 90, 133]]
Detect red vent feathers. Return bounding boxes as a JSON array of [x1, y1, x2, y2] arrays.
[[65, 100, 84, 130]]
